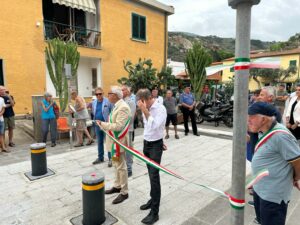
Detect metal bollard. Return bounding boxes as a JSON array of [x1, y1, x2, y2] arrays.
[[30, 143, 47, 176], [82, 171, 105, 225]]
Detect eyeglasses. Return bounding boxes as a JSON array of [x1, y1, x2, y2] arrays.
[[108, 92, 115, 95], [95, 93, 103, 96]]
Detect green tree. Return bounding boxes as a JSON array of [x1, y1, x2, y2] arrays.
[[156, 66, 177, 94], [45, 38, 80, 112], [118, 58, 157, 93], [184, 42, 212, 100], [250, 66, 297, 88]]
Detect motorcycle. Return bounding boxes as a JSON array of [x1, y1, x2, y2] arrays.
[[195, 99, 233, 127]]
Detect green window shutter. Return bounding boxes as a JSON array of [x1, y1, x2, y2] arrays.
[[132, 14, 139, 39], [139, 16, 146, 40], [230, 67, 234, 72], [131, 13, 146, 41], [289, 60, 297, 67]]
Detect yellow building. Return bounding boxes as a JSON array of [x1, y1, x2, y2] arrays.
[[222, 48, 300, 91], [0, 0, 174, 114]]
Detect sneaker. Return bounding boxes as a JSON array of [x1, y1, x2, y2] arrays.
[[108, 160, 112, 167], [175, 134, 179, 139], [248, 200, 254, 207], [185, 132, 188, 136], [51, 143, 56, 147], [165, 135, 169, 139]]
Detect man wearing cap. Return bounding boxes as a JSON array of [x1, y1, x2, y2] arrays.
[[97, 86, 131, 204], [179, 86, 199, 136], [248, 102, 300, 225]]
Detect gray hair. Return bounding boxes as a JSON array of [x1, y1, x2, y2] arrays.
[[111, 86, 123, 99], [261, 86, 275, 97], [44, 91, 52, 97], [136, 89, 151, 100]]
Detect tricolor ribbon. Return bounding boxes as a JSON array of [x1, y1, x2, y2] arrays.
[[205, 57, 281, 76], [97, 121, 269, 210], [234, 58, 251, 71], [246, 169, 270, 189], [108, 114, 131, 159], [255, 128, 290, 152]]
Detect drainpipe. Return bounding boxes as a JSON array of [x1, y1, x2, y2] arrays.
[[228, 1, 260, 224], [164, 13, 168, 67]]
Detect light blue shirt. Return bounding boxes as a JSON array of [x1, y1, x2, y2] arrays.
[[92, 97, 113, 122], [41, 99, 55, 120], [179, 92, 195, 106], [252, 123, 300, 204]]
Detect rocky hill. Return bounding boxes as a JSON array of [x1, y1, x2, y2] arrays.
[[168, 31, 273, 62]]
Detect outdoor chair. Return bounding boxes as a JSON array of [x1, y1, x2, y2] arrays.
[[79, 31, 92, 47], [57, 117, 71, 143]]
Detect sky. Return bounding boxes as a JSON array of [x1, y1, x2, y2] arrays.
[[159, 0, 300, 42]]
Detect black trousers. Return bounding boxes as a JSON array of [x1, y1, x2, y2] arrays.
[[143, 139, 163, 215], [182, 107, 198, 134], [253, 191, 288, 225]]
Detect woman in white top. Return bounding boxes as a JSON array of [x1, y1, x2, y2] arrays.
[[286, 84, 300, 140]]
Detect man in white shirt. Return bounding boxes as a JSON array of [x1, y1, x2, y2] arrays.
[[151, 88, 163, 105], [137, 89, 167, 225], [0, 86, 7, 152]]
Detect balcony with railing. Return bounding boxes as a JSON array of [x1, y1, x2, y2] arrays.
[[44, 20, 101, 49]]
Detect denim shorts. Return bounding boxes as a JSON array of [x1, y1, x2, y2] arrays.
[[0, 121, 5, 135]]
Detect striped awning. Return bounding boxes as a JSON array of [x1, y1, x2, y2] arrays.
[[52, 0, 96, 14]]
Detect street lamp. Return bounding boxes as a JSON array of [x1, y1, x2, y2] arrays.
[[227, 1, 260, 225]]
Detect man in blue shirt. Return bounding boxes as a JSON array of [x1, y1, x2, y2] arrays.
[[92, 87, 113, 166], [179, 86, 199, 136]]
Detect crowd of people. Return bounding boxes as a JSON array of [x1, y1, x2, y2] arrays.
[[247, 84, 300, 225]]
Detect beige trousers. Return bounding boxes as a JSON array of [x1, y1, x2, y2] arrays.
[[113, 152, 128, 195]]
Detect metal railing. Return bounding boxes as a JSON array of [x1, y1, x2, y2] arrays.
[[44, 20, 101, 49]]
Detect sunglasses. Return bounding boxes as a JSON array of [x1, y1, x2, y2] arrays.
[[95, 93, 103, 96]]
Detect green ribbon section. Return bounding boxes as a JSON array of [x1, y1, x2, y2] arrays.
[[235, 58, 250, 62]]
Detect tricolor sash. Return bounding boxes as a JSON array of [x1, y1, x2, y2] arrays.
[[254, 127, 290, 153], [108, 113, 131, 160]]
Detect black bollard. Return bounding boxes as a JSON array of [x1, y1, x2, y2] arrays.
[[82, 171, 105, 225], [30, 143, 47, 176]]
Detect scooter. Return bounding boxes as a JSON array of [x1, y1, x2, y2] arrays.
[[195, 100, 233, 127]]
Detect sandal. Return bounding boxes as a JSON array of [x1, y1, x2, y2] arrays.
[[86, 139, 94, 146], [74, 143, 84, 147], [2, 149, 10, 153]]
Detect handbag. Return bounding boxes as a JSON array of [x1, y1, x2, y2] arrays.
[[53, 102, 60, 119]]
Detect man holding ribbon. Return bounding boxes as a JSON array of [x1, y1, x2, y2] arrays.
[[97, 86, 131, 204], [137, 88, 167, 225], [248, 102, 300, 225]]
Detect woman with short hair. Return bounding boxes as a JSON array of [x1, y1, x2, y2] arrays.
[[41, 92, 57, 147]]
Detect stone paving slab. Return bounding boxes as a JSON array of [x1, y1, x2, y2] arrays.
[[1, 132, 238, 225]]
